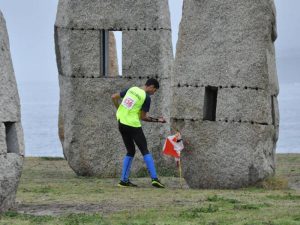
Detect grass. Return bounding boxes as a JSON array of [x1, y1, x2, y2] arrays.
[[0, 154, 299, 225]]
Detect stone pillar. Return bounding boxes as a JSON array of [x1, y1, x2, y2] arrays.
[[58, 32, 119, 149], [0, 11, 25, 212], [55, 0, 173, 177], [171, 0, 279, 188]]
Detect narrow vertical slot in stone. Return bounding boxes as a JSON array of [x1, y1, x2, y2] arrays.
[[271, 96, 275, 126], [54, 26, 63, 75], [4, 122, 19, 154], [203, 86, 218, 121], [100, 30, 109, 76]]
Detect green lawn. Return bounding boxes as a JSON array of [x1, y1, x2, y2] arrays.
[[0, 154, 299, 225]]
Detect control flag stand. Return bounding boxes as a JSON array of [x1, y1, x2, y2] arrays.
[[162, 132, 184, 188]]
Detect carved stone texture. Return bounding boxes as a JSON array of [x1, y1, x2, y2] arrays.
[[58, 32, 119, 146], [55, 0, 171, 30], [0, 11, 24, 212], [55, 0, 173, 177], [171, 0, 279, 188]]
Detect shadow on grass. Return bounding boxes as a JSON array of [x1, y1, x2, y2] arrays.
[[1, 211, 108, 225], [40, 157, 65, 161]]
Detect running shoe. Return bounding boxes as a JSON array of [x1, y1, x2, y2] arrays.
[[118, 180, 138, 187], [151, 178, 165, 188]]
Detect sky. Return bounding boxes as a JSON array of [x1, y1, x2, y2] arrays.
[[0, 0, 299, 154]]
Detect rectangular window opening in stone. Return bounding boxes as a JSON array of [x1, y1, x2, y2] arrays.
[[100, 30, 122, 76], [271, 96, 275, 126], [203, 86, 218, 121], [4, 122, 19, 154], [112, 31, 122, 76]]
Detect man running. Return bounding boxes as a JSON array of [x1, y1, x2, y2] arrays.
[[112, 78, 166, 188]]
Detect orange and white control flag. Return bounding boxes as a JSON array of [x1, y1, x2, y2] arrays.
[[162, 132, 184, 160]]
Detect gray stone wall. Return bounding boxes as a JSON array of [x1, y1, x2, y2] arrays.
[[0, 10, 24, 212], [171, 0, 279, 188], [58, 32, 119, 146], [55, 0, 174, 177]]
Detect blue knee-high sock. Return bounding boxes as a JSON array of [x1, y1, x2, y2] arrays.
[[121, 155, 133, 182], [143, 153, 157, 179]]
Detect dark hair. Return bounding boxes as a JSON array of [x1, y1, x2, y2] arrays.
[[145, 78, 159, 89]]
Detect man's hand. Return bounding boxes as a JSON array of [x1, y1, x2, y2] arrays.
[[141, 111, 167, 123], [111, 93, 121, 109]]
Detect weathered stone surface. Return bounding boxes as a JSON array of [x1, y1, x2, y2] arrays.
[[172, 86, 273, 124], [172, 86, 205, 120], [0, 123, 6, 155], [175, 120, 275, 189], [55, 0, 171, 30], [217, 88, 273, 124], [59, 77, 128, 175], [171, 0, 279, 188], [123, 30, 173, 78], [56, 0, 173, 177], [55, 28, 101, 78], [58, 32, 119, 145], [272, 96, 280, 142], [59, 77, 172, 176], [173, 0, 278, 91], [0, 154, 23, 212], [0, 11, 24, 212], [171, 120, 275, 188], [0, 11, 20, 122]]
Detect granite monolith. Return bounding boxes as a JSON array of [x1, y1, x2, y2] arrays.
[[0, 10, 24, 212], [171, 0, 279, 188], [55, 0, 173, 177]]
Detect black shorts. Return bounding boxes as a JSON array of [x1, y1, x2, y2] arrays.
[[118, 121, 149, 157]]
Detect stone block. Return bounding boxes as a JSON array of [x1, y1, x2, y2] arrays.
[[56, 0, 173, 177], [171, 120, 275, 189], [171, 0, 279, 188], [267, 45, 279, 96], [55, 28, 120, 78], [55, 0, 171, 29], [0, 11, 25, 212], [59, 76, 172, 176], [216, 88, 273, 124], [0, 123, 7, 154], [59, 76, 129, 176], [0, 154, 23, 212], [0, 12, 20, 122], [171, 86, 205, 120], [173, 0, 277, 91], [123, 30, 173, 78], [55, 28, 101, 77], [272, 96, 279, 142]]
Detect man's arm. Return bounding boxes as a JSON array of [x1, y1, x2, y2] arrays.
[[111, 93, 121, 109], [140, 111, 166, 123]]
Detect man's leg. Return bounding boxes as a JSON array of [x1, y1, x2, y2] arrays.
[[133, 128, 164, 188], [118, 122, 137, 186], [121, 155, 133, 182], [143, 153, 157, 179]]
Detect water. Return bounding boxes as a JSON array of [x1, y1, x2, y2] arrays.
[[277, 82, 300, 152], [19, 80, 63, 157], [19, 80, 299, 156]]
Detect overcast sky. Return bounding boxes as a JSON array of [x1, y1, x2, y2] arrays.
[[0, 0, 299, 84]]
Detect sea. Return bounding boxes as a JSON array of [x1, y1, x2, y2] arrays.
[[18, 78, 300, 157]]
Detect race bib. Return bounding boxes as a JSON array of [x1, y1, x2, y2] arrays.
[[122, 96, 136, 109]]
